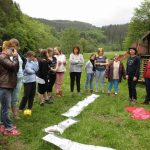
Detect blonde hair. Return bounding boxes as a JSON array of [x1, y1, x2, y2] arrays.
[[47, 48, 54, 54], [2, 41, 14, 50], [97, 48, 104, 56], [9, 38, 20, 50]]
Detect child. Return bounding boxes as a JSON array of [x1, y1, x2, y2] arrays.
[[106, 54, 125, 95], [84, 54, 96, 93], [19, 51, 39, 111]]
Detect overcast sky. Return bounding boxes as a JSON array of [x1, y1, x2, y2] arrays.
[[13, 0, 143, 27]]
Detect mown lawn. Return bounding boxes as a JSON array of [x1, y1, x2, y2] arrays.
[[1, 51, 150, 150]]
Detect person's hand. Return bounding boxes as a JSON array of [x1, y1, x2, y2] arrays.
[[141, 78, 145, 81], [126, 75, 129, 80], [133, 76, 137, 81]]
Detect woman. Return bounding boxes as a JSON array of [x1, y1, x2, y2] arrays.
[[126, 48, 140, 104], [54, 47, 66, 96], [142, 59, 150, 104], [106, 54, 125, 95], [69, 46, 84, 95], [95, 48, 108, 93], [37, 50, 49, 106], [47, 48, 58, 99]]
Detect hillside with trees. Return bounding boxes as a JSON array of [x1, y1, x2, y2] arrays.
[[0, 0, 128, 54]]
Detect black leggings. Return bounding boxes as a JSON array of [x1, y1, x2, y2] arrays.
[[47, 74, 56, 92], [19, 82, 36, 110], [70, 72, 81, 92], [128, 76, 138, 100]]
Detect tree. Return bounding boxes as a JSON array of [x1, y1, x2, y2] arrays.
[[124, 0, 150, 49]]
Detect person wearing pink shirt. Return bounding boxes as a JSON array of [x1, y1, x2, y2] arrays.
[[54, 47, 66, 97]]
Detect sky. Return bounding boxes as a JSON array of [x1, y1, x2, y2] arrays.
[[13, 0, 143, 27]]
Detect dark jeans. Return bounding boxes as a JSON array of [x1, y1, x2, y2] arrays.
[[145, 78, 150, 102], [128, 75, 138, 100], [70, 72, 81, 92], [47, 74, 56, 92], [0, 88, 13, 130], [19, 82, 36, 110]]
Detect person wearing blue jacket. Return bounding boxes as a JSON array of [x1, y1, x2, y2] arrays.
[[19, 51, 39, 111]]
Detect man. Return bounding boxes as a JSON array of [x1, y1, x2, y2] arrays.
[[0, 41, 20, 135]]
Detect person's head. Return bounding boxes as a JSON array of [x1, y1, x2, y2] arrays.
[[41, 50, 48, 60], [2, 41, 15, 56], [47, 48, 54, 57], [9, 38, 20, 51], [90, 54, 96, 60], [26, 51, 35, 61], [97, 48, 104, 56], [72, 46, 80, 55], [113, 53, 119, 61], [54, 47, 61, 55], [128, 48, 137, 56]]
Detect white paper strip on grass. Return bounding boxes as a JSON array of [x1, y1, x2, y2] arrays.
[[44, 118, 78, 134], [36, 76, 45, 84], [43, 133, 114, 150], [62, 94, 99, 118]]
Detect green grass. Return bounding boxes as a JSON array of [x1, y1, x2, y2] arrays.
[[1, 51, 150, 150]]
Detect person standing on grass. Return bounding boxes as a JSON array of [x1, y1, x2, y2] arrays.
[[126, 48, 140, 104], [47, 48, 58, 100], [0, 41, 20, 136], [95, 48, 109, 93], [54, 47, 66, 97], [10, 38, 26, 119], [142, 59, 150, 104], [69, 46, 84, 96], [19, 51, 39, 111], [105, 54, 126, 95], [37, 50, 49, 106], [84, 54, 96, 93]]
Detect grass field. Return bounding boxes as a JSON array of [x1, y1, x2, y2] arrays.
[[1, 51, 150, 150]]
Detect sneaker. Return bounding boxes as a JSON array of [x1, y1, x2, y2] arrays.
[[40, 102, 44, 106], [3, 128, 20, 136], [0, 125, 5, 134], [90, 90, 93, 93], [114, 92, 118, 95], [45, 99, 53, 104], [78, 92, 81, 96], [107, 91, 111, 96]]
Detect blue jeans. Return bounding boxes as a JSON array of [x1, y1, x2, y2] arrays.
[[108, 79, 119, 93], [0, 88, 13, 130], [11, 77, 23, 107], [95, 70, 105, 90], [84, 73, 94, 90]]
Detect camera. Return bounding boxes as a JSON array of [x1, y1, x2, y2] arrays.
[[9, 47, 14, 52]]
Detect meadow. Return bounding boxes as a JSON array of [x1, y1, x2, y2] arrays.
[[0, 51, 149, 150]]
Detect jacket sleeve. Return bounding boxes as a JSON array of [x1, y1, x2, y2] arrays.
[[24, 62, 35, 75], [69, 54, 78, 65], [0, 56, 19, 72], [135, 57, 141, 77], [121, 63, 126, 79], [32, 61, 39, 72]]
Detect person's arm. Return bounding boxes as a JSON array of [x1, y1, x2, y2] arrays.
[[32, 60, 39, 72], [0, 55, 18, 71], [126, 58, 129, 80], [24, 62, 35, 74], [69, 54, 79, 65]]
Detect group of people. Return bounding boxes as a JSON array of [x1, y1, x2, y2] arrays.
[[0, 38, 150, 136]]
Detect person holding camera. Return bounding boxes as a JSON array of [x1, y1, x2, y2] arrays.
[[0, 41, 20, 136]]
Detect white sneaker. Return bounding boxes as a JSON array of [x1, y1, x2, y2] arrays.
[[114, 92, 118, 95]]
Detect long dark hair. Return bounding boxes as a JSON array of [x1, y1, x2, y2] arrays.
[[41, 50, 48, 60]]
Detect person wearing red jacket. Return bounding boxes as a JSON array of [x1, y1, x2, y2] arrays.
[[142, 60, 150, 104]]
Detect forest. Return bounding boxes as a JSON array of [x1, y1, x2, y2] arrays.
[[0, 0, 150, 54]]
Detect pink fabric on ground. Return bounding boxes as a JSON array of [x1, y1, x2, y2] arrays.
[[125, 106, 150, 120], [55, 72, 64, 93]]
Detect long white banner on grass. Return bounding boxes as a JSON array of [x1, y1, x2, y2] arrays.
[[62, 94, 99, 118], [43, 133, 114, 150], [44, 118, 78, 134]]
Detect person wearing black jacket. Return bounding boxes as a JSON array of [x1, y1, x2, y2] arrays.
[[126, 48, 140, 104]]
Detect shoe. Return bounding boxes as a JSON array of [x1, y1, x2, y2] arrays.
[[45, 99, 53, 104], [114, 92, 118, 95], [0, 125, 5, 134], [3, 128, 20, 136], [78, 92, 81, 96], [131, 99, 136, 105], [40, 102, 44, 106], [56, 93, 61, 97], [90, 90, 93, 93]]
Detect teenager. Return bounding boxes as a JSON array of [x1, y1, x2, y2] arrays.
[[84, 54, 96, 93], [126, 48, 140, 104], [95, 48, 108, 93], [69, 46, 84, 95], [54, 47, 66, 96], [19, 51, 38, 111]]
